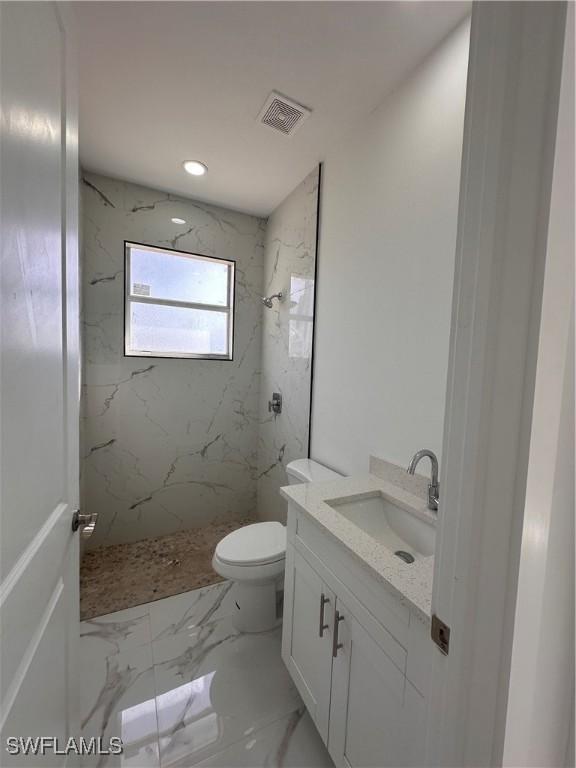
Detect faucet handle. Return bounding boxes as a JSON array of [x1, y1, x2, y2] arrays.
[[428, 481, 439, 512]]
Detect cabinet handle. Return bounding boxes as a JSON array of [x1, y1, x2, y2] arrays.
[[319, 593, 330, 637], [332, 610, 344, 657]]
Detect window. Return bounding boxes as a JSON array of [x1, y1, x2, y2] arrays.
[[125, 242, 235, 360]]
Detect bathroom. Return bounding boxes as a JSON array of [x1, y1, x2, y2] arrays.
[[1, 2, 573, 767], [74, 3, 471, 759], [79, 1, 469, 623]]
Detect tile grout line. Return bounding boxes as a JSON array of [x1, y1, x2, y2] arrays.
[[146, 609, 163, 768]]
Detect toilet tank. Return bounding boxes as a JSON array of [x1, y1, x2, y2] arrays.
[[286, 459, 341, 485]]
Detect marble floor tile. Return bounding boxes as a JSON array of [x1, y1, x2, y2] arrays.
[[149, 582, 235, 643], [80, 582, 332, 768], [152, 621, 301, 767], [81, 644, 160, 768], [81, 604, 152, 657], [194, 708, 334, 768]]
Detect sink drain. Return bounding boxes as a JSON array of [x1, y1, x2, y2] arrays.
[[394, 550, 415, 564]]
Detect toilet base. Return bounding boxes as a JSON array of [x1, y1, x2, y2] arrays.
[[231, 580, 279, 633]]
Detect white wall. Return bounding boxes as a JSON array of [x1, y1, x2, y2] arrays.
[[311, 19, 469, 475], [503, 5, 575, 763]]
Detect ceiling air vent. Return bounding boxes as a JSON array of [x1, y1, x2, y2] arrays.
[[257, 91, 312, 137]]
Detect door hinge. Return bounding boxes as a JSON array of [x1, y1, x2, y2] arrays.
[[431, 614, 450, 655]]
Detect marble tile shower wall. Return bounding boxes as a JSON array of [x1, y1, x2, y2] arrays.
[[257, 168, 319, 522], [81, 173, 266, 548]]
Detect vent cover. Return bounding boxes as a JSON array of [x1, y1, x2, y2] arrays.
[[258, 91, 312, 137]]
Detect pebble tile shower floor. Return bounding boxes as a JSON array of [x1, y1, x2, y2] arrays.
[[80, 519, 255, 620]]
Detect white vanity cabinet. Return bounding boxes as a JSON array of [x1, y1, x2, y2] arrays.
[[282, 546, 335, 741], [282, 506, 430, 768], [328, 601, 427, 768]]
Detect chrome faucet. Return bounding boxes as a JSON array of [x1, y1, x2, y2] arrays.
[[407, 449, 439, 512]]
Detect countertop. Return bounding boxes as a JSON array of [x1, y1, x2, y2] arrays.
[[280, 472, 435, 621]]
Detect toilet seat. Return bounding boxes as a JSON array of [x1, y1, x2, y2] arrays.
[[215, 522, 286, 567]]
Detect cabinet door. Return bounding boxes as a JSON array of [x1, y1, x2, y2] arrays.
[[329, 598, 423, 767], [282, 546, 335, 742]]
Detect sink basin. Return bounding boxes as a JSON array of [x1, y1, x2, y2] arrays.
[[326, 492, 435, 559]]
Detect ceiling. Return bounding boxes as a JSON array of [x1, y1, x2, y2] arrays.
[[74, 1, 470, 217]]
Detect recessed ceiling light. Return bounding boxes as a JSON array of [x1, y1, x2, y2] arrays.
[[171, 217, 186, 225], [183, 160, 208, 177]]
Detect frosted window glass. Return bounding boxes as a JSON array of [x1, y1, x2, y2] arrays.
[[126, 244, 234, 358], [130, 248, 229, 306], [130, 302, 228, 356]]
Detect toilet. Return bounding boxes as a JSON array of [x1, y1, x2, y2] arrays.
[[212, 458, 341, 632]]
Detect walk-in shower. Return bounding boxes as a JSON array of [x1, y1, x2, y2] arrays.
[[79, 166, 320, 619]]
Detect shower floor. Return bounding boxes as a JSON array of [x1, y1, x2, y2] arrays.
[[79, 518, 255, 620]]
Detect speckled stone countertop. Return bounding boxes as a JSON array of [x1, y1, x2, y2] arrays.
[[280, 466, 436, 621]]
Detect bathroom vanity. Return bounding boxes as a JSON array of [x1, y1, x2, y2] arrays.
[[280, 461, 436, 768]]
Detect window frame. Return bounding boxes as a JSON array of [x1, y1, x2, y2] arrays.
[[124, 241, 235, 361]]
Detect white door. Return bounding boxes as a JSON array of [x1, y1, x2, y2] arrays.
[[328, 599, 425, 768], [0, 2, 80, 764], [426, 3, 569, 766], [281, 548, 334, 741]]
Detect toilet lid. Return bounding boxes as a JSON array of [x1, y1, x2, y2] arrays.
[[215, 522, 286, 566]]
